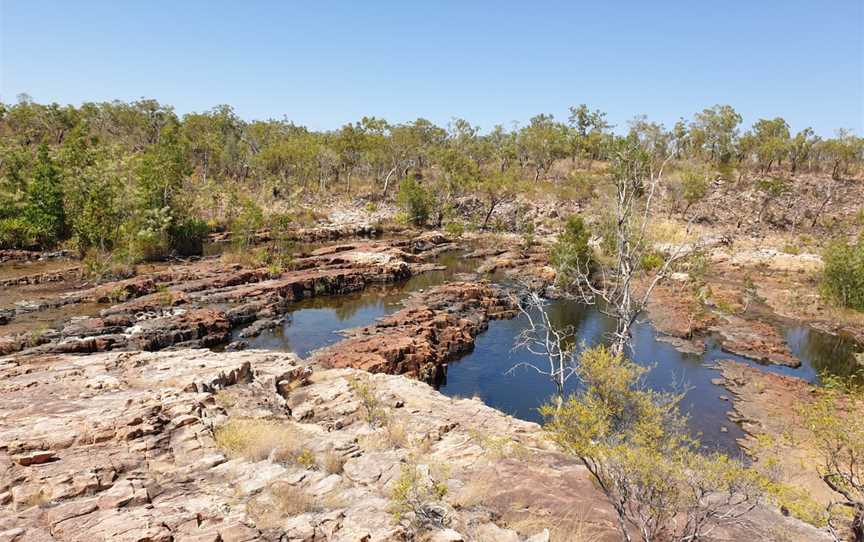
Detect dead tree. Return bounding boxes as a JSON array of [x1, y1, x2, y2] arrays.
[[567, 141, 690, 355], [507, 290, 577, 408]]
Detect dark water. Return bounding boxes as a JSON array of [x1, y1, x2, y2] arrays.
[[241, 250, 864, 453], [239, 250, 481, 356]]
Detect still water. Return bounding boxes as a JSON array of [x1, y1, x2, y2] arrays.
[[242, 250, 862, 453]]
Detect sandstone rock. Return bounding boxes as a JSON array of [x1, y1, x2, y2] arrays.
[[3, 234, 452, 357], [713, 315, 800, 367], [14, 450, 57, 466], [0, 347, 831, 541], [312, 282, 517, 382], [473, 523, 519, 542], [525, 529, 550, 542], [429, 528, 464, 542]]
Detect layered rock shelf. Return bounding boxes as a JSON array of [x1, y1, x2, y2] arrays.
[[0, 349, 827, 541], [311, 282, 518, 382], [0, 235, 453, 358]]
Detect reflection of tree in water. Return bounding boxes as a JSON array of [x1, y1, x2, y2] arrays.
[[800, 328, 863, 381], [333, 293, 387, 322], [539, 298, 618, 353]]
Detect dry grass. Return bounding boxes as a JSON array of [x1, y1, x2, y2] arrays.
[[647, 218, 697, 246], [247, 481, 319, 528], [451, 473, 497, 509], [214, 418, 303, 461], [213, 389, 238, 409], [220, 246, 265, 268], [468, 430, 529, 460], [385, 417, 410, 448], [321, 451, 346, 474], [508, 509, 606, 542], [358, 416, 412, 452]]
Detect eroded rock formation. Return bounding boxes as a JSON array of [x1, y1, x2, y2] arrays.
[[0, 235, 454, 358], [311, 282, 518, 382], [0, 349, 827, 541]]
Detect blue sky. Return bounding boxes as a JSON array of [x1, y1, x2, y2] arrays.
[[1, 1, 862, 136]]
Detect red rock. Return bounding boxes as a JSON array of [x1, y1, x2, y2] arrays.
[[15, 451, 57, 466], [312, 282, 517, 382]]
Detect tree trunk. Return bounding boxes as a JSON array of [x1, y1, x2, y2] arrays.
[[852, 504, 864, 542], [382, 166, 398, 195], [481, 201, 498, 230]]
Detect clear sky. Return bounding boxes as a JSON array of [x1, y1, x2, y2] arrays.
[[1, 1, 862, 136]]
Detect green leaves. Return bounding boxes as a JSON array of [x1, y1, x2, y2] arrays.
[[550, 215, 592, 290], [23, 144, 66, 247], [542, 346, 764, 541], [822, 234, 864, 311], [396, 175, 433, 227]]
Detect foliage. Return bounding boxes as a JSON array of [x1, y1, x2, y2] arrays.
[[349, 376, 387, 426], [756, 176, 790, 198], [0, 217, 38, 249], [443, 220, 465, 238], [0, 96, 861, 257], [396, 175, 432, 227], [822, 235, 864, 311], [677, 163, 711, 214], [541, 346, 766, 542], [24, 144, 66, 246], [389, 460, 449, 529], [550, 215, 592, 290], [640, 250, 664, 271], [689, 105, 742, 164], [170, 217, 209, 257], [794, 374, 864, 538]]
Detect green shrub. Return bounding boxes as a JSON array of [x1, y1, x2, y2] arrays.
[[640, 250, 664, 271], [170, 217, 209, 257], [130, 206, 173, 261], [0, 217, 37, 249], [551, 215, 592, 288], [520, 221, 536, 249], [756, 176, 790, 198], [24, 145, 67, 247], [396, 176, 432, 227], [680, 165, 711, 213], [443, 220, 465, 238], [822, 235, 864, 311], [389, 461, 449, 528], [781, 243, 801, 255]]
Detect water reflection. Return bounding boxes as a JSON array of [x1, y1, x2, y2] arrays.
[[240, 247, 863, 454], [240, 249, 479, 357], [785, 326, 863, 383]]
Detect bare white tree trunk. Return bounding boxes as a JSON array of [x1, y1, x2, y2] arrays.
[[508, 290, 577, 407]]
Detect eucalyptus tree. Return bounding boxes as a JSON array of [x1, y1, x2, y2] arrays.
[[750, 117, 791, 173], [567, 104, 611, 163], [518, 114, 569, 180], [789, 127, 818, 174], [689, 105, 742, 164]]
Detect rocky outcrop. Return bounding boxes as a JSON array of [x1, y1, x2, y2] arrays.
[[311, 282, 518, 382], [208, 222, 383, 245], [717, 360, 835, 506], [713, 316, 800, 367], [0, 267, 81, 288], [0, 249, 69, 263], [469, 245, 555, 290], [0, 236, 454, 357], [643, 280, 715, 354], [0, 349, 826, 542]]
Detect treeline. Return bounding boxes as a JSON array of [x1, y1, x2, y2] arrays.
[[1, 96, 862, 255]]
